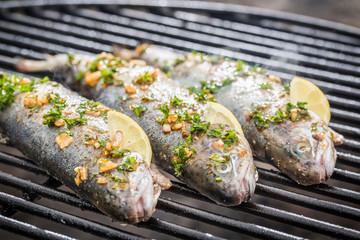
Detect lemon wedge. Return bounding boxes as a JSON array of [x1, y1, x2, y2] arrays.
[[206, 102, 244, 135], [107, 111, 152, 165], [290, 77, 331, 124]]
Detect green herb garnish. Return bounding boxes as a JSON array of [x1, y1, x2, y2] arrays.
[[59, 128, 74, 136], [133, 105, 147, 117], [159, 104, 170, 119], [221, 130, 238, 150], [133, 72, 154, 85], [170, 96, 184, 107], [101, 69, 114, 85], [311, 122, 318, 133], [118, 156, 140, 172], [283, 83, 290, 94], [190, 113, 210, 134], [96, 139, 107, 149], [0, 78, 16, 111], [250, 102, 310, 130], [110, 148, 130, 158], [174, 58, 185, 66], [235, 60, 247, 72], [260, 82, 273, 89]]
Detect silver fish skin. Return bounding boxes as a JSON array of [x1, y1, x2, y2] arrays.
[[124, 45, 344, 186], [16, 54, 257, 206], [0, 73, 159, 223]]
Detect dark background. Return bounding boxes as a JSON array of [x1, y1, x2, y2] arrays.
[[201, 0, 360, 28]]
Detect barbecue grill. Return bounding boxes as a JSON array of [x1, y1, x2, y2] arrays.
[[0, 1, 359, 239]]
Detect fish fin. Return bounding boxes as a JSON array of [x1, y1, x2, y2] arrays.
[[150, 163, 172, 190], [112, 44, 139, 60], [329, 128, 344, 146], [16, 54, 68, 72], [0, 128, 9, 145]]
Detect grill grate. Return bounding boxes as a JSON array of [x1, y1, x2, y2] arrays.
[[0, 1, 359, 239]]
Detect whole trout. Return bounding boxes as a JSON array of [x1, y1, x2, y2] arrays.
[[117, 45, 344, 186], [17, 53, 257, 206], [0, 72, 159, 223]]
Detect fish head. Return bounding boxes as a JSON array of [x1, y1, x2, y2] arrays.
[[265, 114, 336, 185], [96, 153, 159, 224], [182, 125, 257, 206]]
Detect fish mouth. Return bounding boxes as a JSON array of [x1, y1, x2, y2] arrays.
[[298, 136, 335, 186], [315, 137, 336, 183], [127, 174, 158, 223]]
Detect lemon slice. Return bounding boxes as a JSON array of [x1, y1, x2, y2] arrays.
[[206, 102, 244, 135], [107, 111, 152, 165], [290, 77, 331, 124]]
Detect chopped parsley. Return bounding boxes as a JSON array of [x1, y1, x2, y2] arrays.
[[67, 53, 75, 62], [158, 103, 170, 120], [0, 78, 16, 111], [188, 79, 233, 100], [43, 104, 64, 127], [172, 138, 196, 177], [133, 105, 147, 117], [108, 173, 129, 185], [110, 148, 130, 158], [59, 128, 74, 136], [283, 83, 290, 94], [221, 130, 238, 149], [76, 71, 85, 81], [43, 94, 91, 131], [118, 156, 141, 173], [160, 64, 171, 76], [170, 96, 184, 107], [250, 102, 310, 130], [209, 153, 230, 166], [141, 94, 157, 102], [174, 58, 185, 66], [311, 122, 318, 133], [96, 139, 107, 149], [100, 69, 114, 85], [207, 128, 222, 138], [194, 88, 216, 103], [84, 134, 93, 141], [260, 82, 273, 89], [235, 60, 247, 72], [190, 113, 210, 134], [133, 72, 155, 85], [0, 74, 50, 111]]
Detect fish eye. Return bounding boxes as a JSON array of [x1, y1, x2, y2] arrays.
[[293, 142, 311, 155], [216, 162, 232, 174]]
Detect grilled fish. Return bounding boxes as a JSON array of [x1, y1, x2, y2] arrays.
[[116, 45, 344, 185], [0, 72, 160, 223], [17, 53, 257, 206]]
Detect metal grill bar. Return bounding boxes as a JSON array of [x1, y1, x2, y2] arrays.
[[111, 8, 360, 69], [257, 169, 360, 203], [255, 184, 360, 220], [1, 41, 359, 116], [172, 11, 360, 51], [0, 22, 358, 102], [156, 198, 302, 240], [0, 215, 75, 240], [1, 152, 359, 239], [0, 169, 302, 240], [3, 7, 359, 91], [0, 152, 46, 175], [0, 192, 148, 240], [169, 183, 360, 240], [0, 10, 359, 115], [32, 7, 360, 87]]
